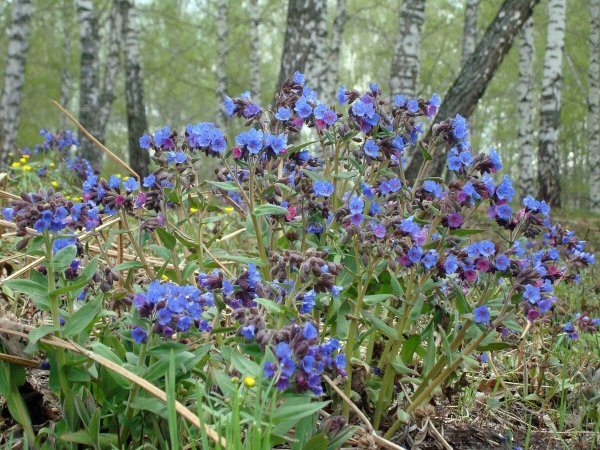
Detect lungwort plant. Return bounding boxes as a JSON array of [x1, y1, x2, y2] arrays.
[[0, 72, 597, 449]]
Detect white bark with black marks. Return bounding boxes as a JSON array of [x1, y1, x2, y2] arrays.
[[537, 0, 566, 207], [97, 3, 122, 144], [404, 0, 540, 180], [323, 0, 347, 104], [249, 0, 260, 101], [0, 0, 33, 164], [59, 3, 73, 130], [517, 17, 536, 196], [76, 0, 101, 166], [215, 0, 229, 128], [389, 0, 426, 99], [589, 0, 600, 212], [461, 0, 478, 67], [277, 0, 328, 95], [120, 0, 150, 177]]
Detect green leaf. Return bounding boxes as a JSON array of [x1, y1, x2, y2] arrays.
[[362, 311, 396, 339], [49, 245, 77, 272], [408, 294, 425, 321], [454, 286, 471, 315], [476, 341, 518, 351], [272, 400, 330, 423], [390, 357, 419, 375], [254, 297, 283, 313], [54, 257, 99, 295], [389, 274, 404, 297], [227, 349, 260, 378], [112, 261, 143, 271], [288, 140, 317, 155], [3, 279, 50, 310], [400, 335, 421, 365], [333, 170, 359, 180], [327, 426, 358, 450], [63, 295, 103, 337], [420, 144, 432, 161], [363, 294, 393, 306], [167, 350, 178, 450], [301, 434, 328, 450], [252, 204, 288, 216], [156, 228, 176, 251], [25, 325, 60, 353], [207, 180, 240, 192], [449, 228, 484, 236]]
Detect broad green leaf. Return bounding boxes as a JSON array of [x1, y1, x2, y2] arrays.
[[272, 400, 329, 423], [112, 261, 143, 271], [49, 245, 77, 272], [63, 295, 102, 337], [253, 204, 288, 216], [363, 294, 393, 306], [3, 279, 50, 310], [254, 297, 283, 313], [156, 228, 176, 250], [207, 180, 240, 192]]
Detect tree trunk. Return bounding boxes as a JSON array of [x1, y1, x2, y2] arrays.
[[389, 0, 426, 98], [97, 3, 122, 144], [249, 0, 260, 100], [589, 0, 600, 213], [323, 0, 347, 104], [537, 0, 566, 207], [404, 0, 540, 181], [277, 0, 328, 94], [215, 0, 228, 129], [517, 17, 536, 196], [59, 3, 73, 131], [120, 0, 150, 177], [460, 0, 478, 67], [76, 0, 101, 167], [0, 0, 33, 165]]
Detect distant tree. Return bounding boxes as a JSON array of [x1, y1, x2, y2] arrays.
[[120, 0, 150, 177], [517, 17, 536, 196], [215, 0, 228, 128], [537, 0, 566, 207], [322, 0, 348, 104], [97, 3, 122, 144], [59, 0, 73, 130], [389, 0, 426, 99], [277, 0, 327, 92], [404, 0, 540, 180], [249, 0, 260, 100], [589, 0, 600, 212], [0, 0, 33, 165], [76, 0, 101, 167], [460, 0, 478, 67]]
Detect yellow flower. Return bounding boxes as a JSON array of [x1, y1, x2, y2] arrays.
[[73, 196, 82, 202], [49, 163, 55, 168], [115, 173, 122, 178], [65, 196, 71, 200], [190, 207, 199, 213], [22, 165, 32, 171], [11, 162, 20, 168], [243, 376, 256, 388], [123, 176, 129, 181], [161, 274, 170, 282], [23, 154, 30, 159], [19, 157, 27, 164], [224, 207, 233, 213], [51, 181, 59, 188]]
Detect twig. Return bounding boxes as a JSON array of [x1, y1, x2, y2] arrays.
[[427, 420, 453, 450]]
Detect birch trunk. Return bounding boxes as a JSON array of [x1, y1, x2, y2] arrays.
[[404, 0, 540, 181], [277, 0, 328, 95], [120, 0, 150, 177], [59, 10, 73, 130], [460, 0, 478, 67], [517, 17, 536, 196], [537, 0, 566, 207], [389, 0, 426, 98], [249, 0, 260, 100], [589, 0, 600, 213], [97, 3, 122, 144], [0, 0, 33, 165], [215, 0, 228, 128], [322, 0, 347, 104], [76, 0, 101, 167]]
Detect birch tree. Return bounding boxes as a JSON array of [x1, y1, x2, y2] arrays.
[[389, 0, 426, 98], [517, 17, 536, 196], [460, 0, 478, 67], [76, 0, 101, 166], [120, 0, 150, 177], [215, 0, 228, 128], [0, 0, 33, 165], [537, 0, 566, 207], [323, 0, 348, 104], [277, 0, 328, 94], [589, 0, 600, 212], [249, 0, 260, 100], [404, 0, 540, 180], [97, 3, 122, 144], [59, 2, 73, 130]]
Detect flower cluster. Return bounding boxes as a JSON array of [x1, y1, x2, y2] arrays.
[[132, 281, 214, 339], [562, 314, 600, 340]]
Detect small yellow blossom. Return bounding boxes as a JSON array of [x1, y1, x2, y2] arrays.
[[22, 154, 30, 159], [243, 376, 256, 388], [22, 165, 32, 171], [190, 207, 199, 213], [115, 173, 122, 178], [51, 181, 59, 188], [65, 196, 71, 200], [123, 176, 129, 181], [11, 162, 20, 168], [19, 157, 27, 164], [224, 207, 233, 213], [161, 274, 170, 282], [73, 196, 82, 202], [49, 163, 55, 168]]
